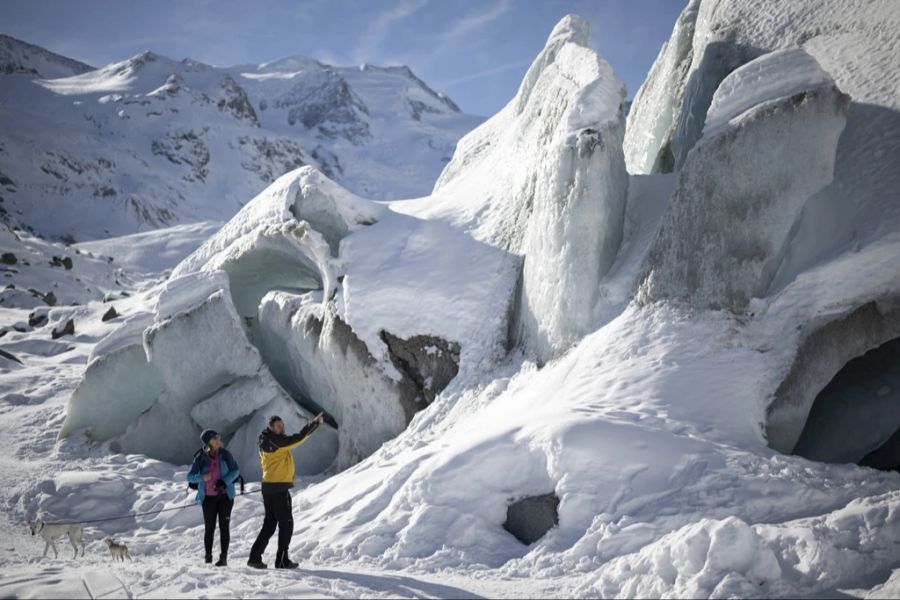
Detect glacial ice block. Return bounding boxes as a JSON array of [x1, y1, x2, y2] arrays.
[[637, 49, 850, 312], [144, 283, 263, 408]]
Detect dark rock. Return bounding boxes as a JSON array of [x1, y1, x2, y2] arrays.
[[50, 255, 74, 269], [503, 493, 560, 545], [28, 312, 48, 328], [4, 284, 13, 289], [12, 323, 27, 333], [51, 318, 75, 339], [101, 306, 118, 322], [0, 252, 16, 265], [0, 348, 22, 364], [43, 291, 57, 306], [381, 331, 460, 406]]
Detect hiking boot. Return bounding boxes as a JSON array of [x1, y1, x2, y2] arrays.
[[205, 553, 213, 564], [275, 550, 299, 569], [215, 553, 227, 567], [246, 558, 267, 569]]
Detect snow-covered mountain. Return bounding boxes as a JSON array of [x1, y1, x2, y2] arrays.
[[0, 34, 94, 78], [0, 36, 481, 241], [3, 1, 900, 597]]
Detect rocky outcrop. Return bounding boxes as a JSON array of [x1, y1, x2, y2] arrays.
[[51, 318, 74, 339]]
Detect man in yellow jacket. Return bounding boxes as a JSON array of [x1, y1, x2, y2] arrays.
[[247, 412, 324, 569]]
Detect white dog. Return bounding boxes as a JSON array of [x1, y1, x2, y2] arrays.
[[103, 537, 132, 561], [29, 519, 85, 559]]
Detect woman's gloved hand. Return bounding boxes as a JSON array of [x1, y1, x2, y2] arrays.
[[215, 479, 227, 493]]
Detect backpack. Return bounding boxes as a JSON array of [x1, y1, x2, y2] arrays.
[[187, 448, 245, 494]]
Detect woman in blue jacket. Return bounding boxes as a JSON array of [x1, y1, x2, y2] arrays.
[[187, 429, 240, 566]]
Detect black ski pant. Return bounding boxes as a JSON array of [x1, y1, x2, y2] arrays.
[[202, 494, 234, 556], [249, 490, 293, 560]]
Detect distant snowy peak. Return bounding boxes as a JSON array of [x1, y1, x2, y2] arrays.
[[38, 50, 210, 95], [0, 36, 479, 239], [358, 63, 461, 113], [0, 34, 94, 78], [268, 68, 371, 144]]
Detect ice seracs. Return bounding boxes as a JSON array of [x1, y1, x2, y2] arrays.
[[624, 0, 900, 175], [396, 14, 629, 363], [636, 49, 850, 312], [61, 164, 515, 474]]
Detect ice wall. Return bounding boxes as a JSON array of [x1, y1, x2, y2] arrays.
[[637, 49, 849, 312], [625, 0, 900, 309], [624, 0, 701, 174], [61, 269, 338, 474], [58, 332, 165, 442], [624, 0, 899, 176], [419, 15, 630, 362]]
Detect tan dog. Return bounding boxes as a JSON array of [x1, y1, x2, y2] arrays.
[[103, 537, 132, 561]]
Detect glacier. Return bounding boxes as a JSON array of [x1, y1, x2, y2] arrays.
[[5, 2, 900, 598]]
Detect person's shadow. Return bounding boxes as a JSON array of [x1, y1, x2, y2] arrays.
[[295, 567, 486, 599]]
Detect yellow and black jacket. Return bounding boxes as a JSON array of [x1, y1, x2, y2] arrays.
[[258, 421, 319, 495]]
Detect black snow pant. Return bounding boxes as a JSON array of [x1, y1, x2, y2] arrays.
[[202, 494, 234, 557], [249, 490, 293, 561]]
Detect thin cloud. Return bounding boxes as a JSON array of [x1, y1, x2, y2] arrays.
[[353, 0, 428, 64], [405, 0, 513, 74], [438, 0, 512, 45], [438, 58, 529, 89]]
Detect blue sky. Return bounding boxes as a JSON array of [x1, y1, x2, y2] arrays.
[[6, 0, 685, 116]]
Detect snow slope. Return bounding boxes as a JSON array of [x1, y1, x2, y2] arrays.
[[2, 3, 900, 599], [0, 34, 94, 78], [0, 38, 482, 241]]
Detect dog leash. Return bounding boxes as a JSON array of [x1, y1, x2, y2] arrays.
[[40, 487, 264, 526]]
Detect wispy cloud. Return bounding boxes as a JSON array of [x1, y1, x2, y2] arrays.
[[437, 0, 512, 47], [438, 58, 529, 89], [404, 0, 512, 74], [353, 0, 428, 64]]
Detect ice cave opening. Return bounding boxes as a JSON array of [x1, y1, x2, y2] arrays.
[[218, 239, 323, 325], [216, 240, 332, 425], [791, 337, 900, 470], [764, 301, 900, 472]]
